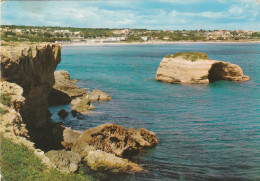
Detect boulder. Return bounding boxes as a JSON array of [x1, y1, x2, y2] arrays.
[[128, 127, 158, 147], [57, 109, 68, 119], [155, 51, 250, 84], [87, 89, 112, 102], [71, 124, 158, 158], [45, 150, 81, 173], [71, 96, 95, 114], [61, 127, 82, 150], [84, 150, 144, 173]]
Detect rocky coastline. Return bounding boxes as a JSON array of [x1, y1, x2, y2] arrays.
[[0, 44, 159, 175]]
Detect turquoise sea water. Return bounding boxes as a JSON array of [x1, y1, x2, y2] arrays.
[[50, 43, 260, 180]]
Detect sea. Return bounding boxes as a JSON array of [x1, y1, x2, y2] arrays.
[[49, 43, 260, 181]]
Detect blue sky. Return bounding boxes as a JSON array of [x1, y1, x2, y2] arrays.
[[1, 0, 260, 30]]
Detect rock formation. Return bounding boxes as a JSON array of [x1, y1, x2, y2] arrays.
[[71, 124, 159, 158], [87, 89, 112, 102], [45, 150, 81, 173], [49, 70, 111, 114], [84, 150, 144, 173], [52, 71, 87, 98], [71, 96, 95, 114], [61, 127, 82, 150], [155, 51, 250, 84]]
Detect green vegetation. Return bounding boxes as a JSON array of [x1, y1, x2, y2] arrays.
[[0, 93, 11, 107], [0, 135, 94, 181], [165, 51, 210, 62], [0, 107, 9, 115]]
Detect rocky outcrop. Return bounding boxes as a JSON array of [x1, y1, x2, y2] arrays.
[[71, 124, 159, 158], [84, 150, 144, 173], [87, 89, 112, 102], [71, 96, 95, 114], [61, 127, 82, 150], [155, 51, 250, 84], [45, 150, 81, 173], [53, 71, 86, 97]]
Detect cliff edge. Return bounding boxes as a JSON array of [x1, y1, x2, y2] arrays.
[[1, 44, 63, 150]]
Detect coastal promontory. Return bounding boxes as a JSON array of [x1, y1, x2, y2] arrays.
[[155, 51, 250, 84]]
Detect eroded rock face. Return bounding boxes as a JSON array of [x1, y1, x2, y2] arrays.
[[45, 150, 81, 173], [84, 150, 144, 173], [1, 44, 66, 151], [155, 52, 250, 84], [1, 44, 61, 129], [71, 124, 159, 158]]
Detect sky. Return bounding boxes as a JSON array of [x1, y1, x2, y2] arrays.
[[1, 0, 260, 30]]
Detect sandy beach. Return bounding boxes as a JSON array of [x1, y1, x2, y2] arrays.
[[61, 40, 260, 47]]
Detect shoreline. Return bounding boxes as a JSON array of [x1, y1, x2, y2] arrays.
[[61, 40, 260, 47]]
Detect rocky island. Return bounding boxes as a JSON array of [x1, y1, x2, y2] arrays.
[[0, 44, 158, 178], [155, 51, 250, 84]]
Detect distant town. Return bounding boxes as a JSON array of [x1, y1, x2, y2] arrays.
[[1, 25, 260, 44]]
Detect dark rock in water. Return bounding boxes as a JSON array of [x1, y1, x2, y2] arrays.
[[48, 88, 71, 106], [45, 150, 81, 173], [71, 123, 159, 158], [58, 109, 68, 119], [61, 127, 81, 150], [71, 110, 78, 117]]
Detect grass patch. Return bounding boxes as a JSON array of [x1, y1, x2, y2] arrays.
[[165, 51, 210, 62], [0, 93, 11, 107], [0, 135, 95, 181]]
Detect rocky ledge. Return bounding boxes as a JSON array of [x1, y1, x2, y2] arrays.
[[155, 51, 250, 84], [48, 70, 111, 114]]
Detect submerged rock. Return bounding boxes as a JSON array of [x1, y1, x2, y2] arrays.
[[45, 150, 81, 173], [71, 123, 159, 158], [84, 150, 144, 173], [155, 51, 250, 84], [57, 109, 68, 119]]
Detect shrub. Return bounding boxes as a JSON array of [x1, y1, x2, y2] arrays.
[[165, 51, 210, 62], [0, 93, 11, 107], [0, 107, 9, 115]]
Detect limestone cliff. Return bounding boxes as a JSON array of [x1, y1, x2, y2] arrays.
[[155, 51, 250, 84], [1, 44, 63, 150]]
